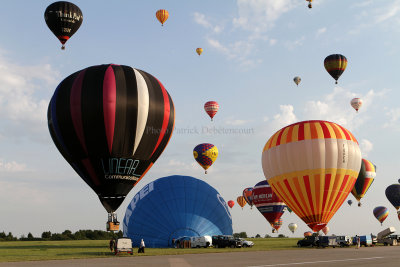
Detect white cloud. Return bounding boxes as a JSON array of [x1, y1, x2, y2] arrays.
[[271, 105, 297, 130], [284, 36, 305, 50], [0, 159, 27, 172], [269, 39, 277, 46], [0, 181, 49, 205], [233, 0, 299, 33], [360, 139, 373, 157], [193, 12, 223, 33], [0, 53, 60, 142], [316, 27, 327, 37], [374, 1, 400, 23], [383, 107, 400, 129], [225, 119, 247, 126]]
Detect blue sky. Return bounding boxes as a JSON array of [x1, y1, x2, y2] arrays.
[[1, 0, 400, 238]]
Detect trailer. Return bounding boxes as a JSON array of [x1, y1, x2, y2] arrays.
[[377, 227, 397, 246]]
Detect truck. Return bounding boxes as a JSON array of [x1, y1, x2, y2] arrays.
[[297, 236, 319, 247], [336, 236, 352, 247], [377, 227, 397, 246], [353, 235, 373, 247], [190, 236, 212, 248], [212, 235, 242, 248]]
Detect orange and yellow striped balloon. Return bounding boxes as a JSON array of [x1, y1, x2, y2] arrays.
[[156, 9, 169, 26], [237, 196, 247, 209], [262, 120, 361, 232]]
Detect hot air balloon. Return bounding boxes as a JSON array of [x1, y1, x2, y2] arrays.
[[373, 206, 388, 225], [196, 48, 203, 56], [204, 101, 219, 121], [243, 187, 254, 209], [288, 223, 297, 233], [193, 143, 218, 174], [293, 76, 301, 86], [273, 219, 283, 232], [237, 196, 246, 209], [252, 180, 286, 227], [304, 231, 313, 237], [306, 0, 312, 8], [398, 179, 400, 183], [228, 200, 235, 209], [44, 1, 83, 50], [348, 199, 353, 206], [351, 159, 376, 207], [48, 64, 175, 231], [156, 9, 169, 26], [385, 184, 400, 210], [322, 226, 329, 235], [123, 175, 233, 247], [262, 120, 362, 232], [351, 98, 362, 112], [324, 54, 347, 84]]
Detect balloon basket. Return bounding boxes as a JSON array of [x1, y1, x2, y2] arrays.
[[106, 221, 120, 232], [61, 45, 65, 50]]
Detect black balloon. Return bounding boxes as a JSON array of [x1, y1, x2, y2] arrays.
[[48, 64, 175, 212], [44, 1, 83, 49]]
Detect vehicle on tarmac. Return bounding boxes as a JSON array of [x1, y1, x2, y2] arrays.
[[353, 235, 373, 247], [114, 237, 133, 255], [317, 236, 337, 248], [237, 238, 254, 247], [212, 235, 242, 248], [377, 227, 397, 246], [336, 236, 352, 247], [190, 236, 212, 248], [297, 236, 319, 247]]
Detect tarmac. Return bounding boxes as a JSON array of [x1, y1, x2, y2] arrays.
[[1, 246, 399, 267]]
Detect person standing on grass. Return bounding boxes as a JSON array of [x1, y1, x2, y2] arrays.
[[139, 239, 145, 253]]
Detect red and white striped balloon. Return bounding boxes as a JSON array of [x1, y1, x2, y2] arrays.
[[204, 101, 219, 121]]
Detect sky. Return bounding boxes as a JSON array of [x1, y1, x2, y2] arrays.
[[1, 0, 400, 238]]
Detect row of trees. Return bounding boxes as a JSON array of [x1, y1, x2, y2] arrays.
[[0, 230, 123, 241]]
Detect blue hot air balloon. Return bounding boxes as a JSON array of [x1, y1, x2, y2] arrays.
[[385, 184, 400, 211], [123, 175, 233, 248]]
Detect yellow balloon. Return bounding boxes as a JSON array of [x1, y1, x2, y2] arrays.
[[196, 48, 203, 56]]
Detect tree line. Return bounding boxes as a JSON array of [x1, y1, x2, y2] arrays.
[[0, 230, 123, 241]]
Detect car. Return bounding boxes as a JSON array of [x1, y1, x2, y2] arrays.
[[336, 236, 352, 247], [297, 236, 318, 247], [212, 235, 242, 248], [114, 237, 133, 255], [238, 238, 254, 247]]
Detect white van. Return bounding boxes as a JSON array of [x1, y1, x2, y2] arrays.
[[190, 236, 212, 248], [114, 237, 133, 255]]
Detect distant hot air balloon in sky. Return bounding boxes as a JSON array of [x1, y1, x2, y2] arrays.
[[373, 206, 388, 225], [385, 184, 400, 210], [348, 199, 353, 206], [228, 200, 235, 209], [351, 98, 362, 112], [351, 159, 376, 207], [288, 223, 297, 233], [252, 180, 286, 227], [44, 1, 83, 50], [48, 64, 175, 230], [304, 231, 312, 237], [243, 187, 254, 209], [322, 226, 329, 235], [324, 54, 347, 84], [204, 101, 219, 121], [193, 143, 218, 174], [293, 76, 301, 86], [262, 120, 362, 232], [237, 196, 246, 209], [123, 175, 233, 247], [196, 48, 203, 56], [273, 218, 283, 232], [156, 9, 169, 26]]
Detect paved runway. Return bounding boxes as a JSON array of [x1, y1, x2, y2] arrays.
[[1, 246, 400, 267]]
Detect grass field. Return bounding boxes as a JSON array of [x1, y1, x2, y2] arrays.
[[0, 238, 303, 262]]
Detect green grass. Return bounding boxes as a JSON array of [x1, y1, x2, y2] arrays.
[[0, 238, 303, 262]]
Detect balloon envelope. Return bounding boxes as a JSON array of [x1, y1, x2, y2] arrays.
[[385, 184, 400, 210], [48, 64, 175, 213], [156, 9, 169, 25], [373, 206, 388, 225], [273, 218, 283, 231], [196, 48, 203, 56], [193, 143, 218, 173], [204, 101, 219, 121], [228, 200, 235, 208], [262, 120, 361, 232], [293, 76, 301, 86], [123, 175, 233, 247], [324, 54, 347, 84], [288, 223, 297, 233], [44, 1, 83, 49], [351, 98, 362, 112], [252, 180, 285, 226], [347, 199, 353, 206], [237, 196, 246, 208], [351, 158, 376, 205], [243, 187, 254, 208]]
